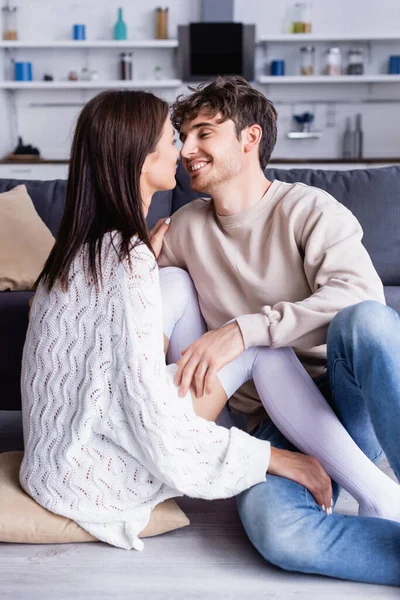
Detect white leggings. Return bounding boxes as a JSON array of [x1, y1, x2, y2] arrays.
[[160, 267, 400, 522]]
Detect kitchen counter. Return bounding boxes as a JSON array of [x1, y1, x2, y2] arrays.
[[2, 158, 400, 165], [1, 158, 399, 180]]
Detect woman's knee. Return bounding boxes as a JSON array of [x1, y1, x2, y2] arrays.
[[159, 267, 197, 306], [253, 346, 298, 374], [159, 266, 193, 290]]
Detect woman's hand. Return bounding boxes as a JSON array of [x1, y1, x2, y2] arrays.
[[268, 447, 333, 514], [149, 217, 171, 259]]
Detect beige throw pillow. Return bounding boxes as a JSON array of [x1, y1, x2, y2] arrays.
[[0, 451, 189, 544], [0, 185, 55, 291]]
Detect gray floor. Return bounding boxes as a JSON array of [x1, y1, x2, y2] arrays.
[[0, 413, 399, 599]]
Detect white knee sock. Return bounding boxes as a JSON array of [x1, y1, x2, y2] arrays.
[[220, 347, 400, 521], [160, 267, 207, 364], [160, 267, 400, 521]]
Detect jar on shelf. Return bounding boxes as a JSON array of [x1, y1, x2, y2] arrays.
[[300, 45, 315, 76], [155, 7, 169, 40], [2, 2, 18, 40], [290, 2, 312, 34], [325, 47, 342, 76], [347, 48, 364, 75]]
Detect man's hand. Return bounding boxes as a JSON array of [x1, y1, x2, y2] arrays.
[[150, 217, 171, 260], [174, 321, 245, 398]]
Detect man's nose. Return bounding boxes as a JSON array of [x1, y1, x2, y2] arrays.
[[180, 139, 199, 159]]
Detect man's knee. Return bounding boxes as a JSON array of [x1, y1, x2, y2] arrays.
[[328, 301, 398, 350], [236, 479, 320, 573]]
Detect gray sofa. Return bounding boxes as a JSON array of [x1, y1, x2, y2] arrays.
[[1, 164, 400, 453]]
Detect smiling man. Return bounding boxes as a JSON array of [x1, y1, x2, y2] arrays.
[[157, 75, 400, 585]]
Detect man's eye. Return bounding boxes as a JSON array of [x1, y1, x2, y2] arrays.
[[200, 133, 210, 138]]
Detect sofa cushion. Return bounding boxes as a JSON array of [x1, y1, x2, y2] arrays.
[[0, 185, 55, 291], [0, 451, 190, 544], [0, 179, 172, 234], [264, 167, 400, 286], [383, 286, 400, 314], [0, 411, 24, 452], [0, 291, 33, 380], [0, 179, 67, 237]]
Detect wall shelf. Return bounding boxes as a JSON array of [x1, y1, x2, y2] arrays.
[[0, 80, 183, 89], [257, 33, 400, 43], [0, 40, 179, 49], [258, 75, 400, 84]]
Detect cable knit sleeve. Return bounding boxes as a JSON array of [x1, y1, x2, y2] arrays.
[[119, 244, 270, 500], [236, 198, 385, 351]]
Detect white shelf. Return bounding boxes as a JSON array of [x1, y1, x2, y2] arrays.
[[0, 40, 178, 49], [257, 33, 400, 43], [0, 80, 183, 89], [258, 75, 400, 84]]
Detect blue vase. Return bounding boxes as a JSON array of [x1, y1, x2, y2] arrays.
[[114, 8, 127, 40]]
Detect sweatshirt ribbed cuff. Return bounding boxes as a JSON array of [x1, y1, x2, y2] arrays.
[[236, 312, 272, 348]]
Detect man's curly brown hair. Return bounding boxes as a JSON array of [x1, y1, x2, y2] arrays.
[[171, 75, 278, 170]]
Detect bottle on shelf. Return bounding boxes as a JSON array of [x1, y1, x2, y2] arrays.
[[353, 113, 363, 159], [342, 117, 353, 159], [120, 52, 133, 80], [114, 7, 127, 41], [155, 7, 169, 40]]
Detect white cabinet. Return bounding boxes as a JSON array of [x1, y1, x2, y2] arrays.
[[0, 163, 69, 180]]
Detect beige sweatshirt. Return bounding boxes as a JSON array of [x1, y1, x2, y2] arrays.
[[159, 180, 385, 430]]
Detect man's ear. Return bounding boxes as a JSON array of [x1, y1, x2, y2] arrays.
[[243, 124, 262, 154]]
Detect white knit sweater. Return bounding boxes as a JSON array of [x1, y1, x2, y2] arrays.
[[20, 234, 270, 550]]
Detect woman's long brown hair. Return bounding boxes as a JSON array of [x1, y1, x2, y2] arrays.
[[36, 90, 169, 292]]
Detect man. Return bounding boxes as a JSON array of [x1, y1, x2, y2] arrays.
[[158, 75, 400, 585]]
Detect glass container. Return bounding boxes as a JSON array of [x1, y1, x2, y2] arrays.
[[2, 2, 17, 40], [300, 45, 315, 76], [325, 47, 342, 76], [155, 7, 168, 40], [347, 49, 364, 75], [290, 2, 312, 34]]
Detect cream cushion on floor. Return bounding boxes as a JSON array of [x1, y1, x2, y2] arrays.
[[0, 452, 190, 543]]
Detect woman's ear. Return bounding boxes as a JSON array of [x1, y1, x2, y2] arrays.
[[243, 124, 262, 154], [142, 153, 152, 174]]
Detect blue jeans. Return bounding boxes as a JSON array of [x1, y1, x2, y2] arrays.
[[236, 301, 400, 586]]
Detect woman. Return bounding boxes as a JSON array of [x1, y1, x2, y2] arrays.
[[21, 91, 399, 553]]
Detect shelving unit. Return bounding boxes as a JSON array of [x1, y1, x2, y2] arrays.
[[0, 80, 182, 89], [0, 40, 179, 48], [0, 37, 182, 159], [257, 33, 400, 43], [258, 74, 400, 84], [0, 39, 181, 89], [256, 33, 400, 85]]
